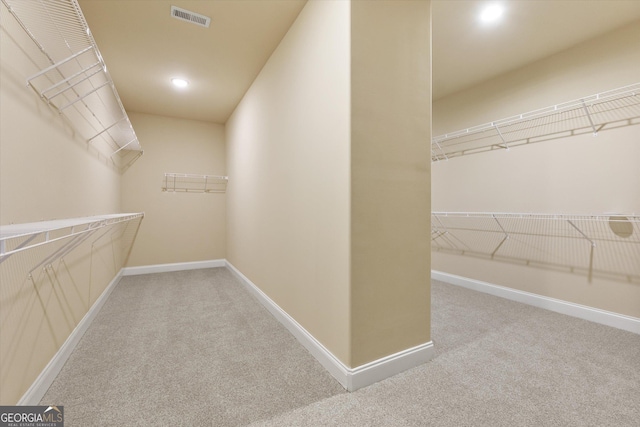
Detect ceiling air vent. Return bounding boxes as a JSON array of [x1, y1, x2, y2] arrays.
[[170, 6, 211, 28]]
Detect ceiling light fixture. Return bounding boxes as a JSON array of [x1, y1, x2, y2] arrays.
[[171, 78, 189, 88], [479, 4, 504, 24]]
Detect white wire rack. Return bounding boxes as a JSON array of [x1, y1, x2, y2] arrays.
[[431, 83, 640, 162], [431, 212, 640, 283], [162, 173, 229, 193], [0, 213, 144, 265], [1, 0, 143, 170], [0, 212, 143, 401]]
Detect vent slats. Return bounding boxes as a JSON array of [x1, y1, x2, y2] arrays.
[[170, 5, 211, 28]]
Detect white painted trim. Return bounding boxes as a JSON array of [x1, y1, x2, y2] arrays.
[[347, 341, 434, 391], [121, 259, 225, 276], [18, 269, 124, 405], [226, 261, 434, 391], [432, 270, 640, 335], [224, 262, 350, 387]]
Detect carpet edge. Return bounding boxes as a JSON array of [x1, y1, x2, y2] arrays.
[[432, 270, 640, 335]]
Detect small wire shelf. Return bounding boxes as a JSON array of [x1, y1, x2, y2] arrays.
[[431, 83, 640, 162], [162, 173, 228, 193], [2, 0, 143, 171], [431, 212, 640, 283]]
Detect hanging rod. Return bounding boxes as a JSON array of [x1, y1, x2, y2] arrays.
[[431, 82, 640, 162]]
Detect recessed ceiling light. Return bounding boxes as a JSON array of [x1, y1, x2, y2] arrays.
[[480, 4, 504, 24], [171, 78, 189, 88]]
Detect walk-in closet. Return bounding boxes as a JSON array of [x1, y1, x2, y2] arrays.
[[2, 0, 639, 425]]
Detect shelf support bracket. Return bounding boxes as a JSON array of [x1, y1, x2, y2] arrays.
[[44, 65, 104, 102], [26, 46, 95, 84], [567, 219, 595, 283], [493, 123, 509, 150], [431, 229, 446, 241], [580, 100, 598, 136], [492, 215, 509, 256], [493, 215, 509, 237], [491, 236, 508, 258], [40, 61, 102, 98], [440, 231, 459, 250], [89, 116, 128, 141], [567, 220, 595, 247], [433, 139, 448, 161], [432, 215, 471, 251], [110, 138, 138, 156]]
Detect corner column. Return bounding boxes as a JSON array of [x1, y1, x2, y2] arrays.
[[350, 0, 432, 374]]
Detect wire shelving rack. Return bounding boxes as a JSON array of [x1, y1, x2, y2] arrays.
[[431, 83, 640, 162], [431, 211, 640, 283], [2, 0, 143, 171], [162, 173, 229, 193], [0, 213, 145, 266]]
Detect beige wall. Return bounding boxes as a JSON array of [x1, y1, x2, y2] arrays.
[[122, 113, 226, 267], [433, 22, 640, 133], [226, 0, 432, 368], [226, 0, 352, 364], [0, 4, 128, 404], [350, 0, 431, 366], [432, 21, 640, 317]]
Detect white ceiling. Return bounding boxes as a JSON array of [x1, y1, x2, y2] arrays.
[[432, 0, 640, 99], [77, 0, 307, 123], [78, 0, 640, 123]]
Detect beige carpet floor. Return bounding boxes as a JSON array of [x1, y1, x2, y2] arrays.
[[41, 267, 640, 426]]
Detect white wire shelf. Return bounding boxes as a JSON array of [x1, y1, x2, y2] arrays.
[[431, 211, 640, 283], [431, 83, 640, 162], [162, 173, 229, 193], [0, 213, 144, 262], [2, 0, 143, 171]]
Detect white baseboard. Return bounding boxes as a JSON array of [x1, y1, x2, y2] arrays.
[[122, 259, 226, 276], [226, 261, 434, 391], [18, 269, 124, 405], [347, 341, 434, 391], [432, 270, 640, 335]]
